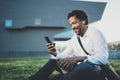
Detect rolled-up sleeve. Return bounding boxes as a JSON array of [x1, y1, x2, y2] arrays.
[[56, 42, 74, 59], [51, 40, 74, 59]]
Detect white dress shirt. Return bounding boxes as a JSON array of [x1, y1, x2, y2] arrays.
[[54, 27, 108, 65]]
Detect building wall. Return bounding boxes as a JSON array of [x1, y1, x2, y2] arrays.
[[0, 0, 106, 57], [0, 27, 65, 57]]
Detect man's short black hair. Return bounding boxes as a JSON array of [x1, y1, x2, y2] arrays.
[[67, 9, 88, 25]]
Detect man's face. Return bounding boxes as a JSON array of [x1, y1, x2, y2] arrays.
[[68, 16, 81, 35]]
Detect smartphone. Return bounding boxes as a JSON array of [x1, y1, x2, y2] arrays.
[[45, 36, 56, 56], [45, 36, 52, 44]]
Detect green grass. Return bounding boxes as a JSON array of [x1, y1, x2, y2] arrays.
[[0, 56, 51, 80], [0, 56, 120, 80]]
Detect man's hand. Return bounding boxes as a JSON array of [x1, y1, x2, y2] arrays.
[[58, 57, 78, 71], [46, 43, 56, 56], [58, 56, 87, 70]]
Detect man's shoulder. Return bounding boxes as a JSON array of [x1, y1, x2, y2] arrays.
[[88, 27, 103, 35], [88, 27, 106, 40], [88, 27, 99, 32]]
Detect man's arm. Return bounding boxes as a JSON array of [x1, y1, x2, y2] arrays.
[[87, 30, 108, 64]]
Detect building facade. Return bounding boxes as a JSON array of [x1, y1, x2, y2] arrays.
[[0, 0, 106, 57]]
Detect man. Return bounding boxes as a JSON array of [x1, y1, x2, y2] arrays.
[[29, 9, 108, 80]]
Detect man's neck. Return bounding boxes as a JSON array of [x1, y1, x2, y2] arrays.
[[81, 25, 88, 37]]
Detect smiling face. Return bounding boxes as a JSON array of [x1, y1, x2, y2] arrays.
[[68, 16, 82, 35]]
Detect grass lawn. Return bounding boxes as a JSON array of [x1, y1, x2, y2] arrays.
[[0, 56, 120, 80]]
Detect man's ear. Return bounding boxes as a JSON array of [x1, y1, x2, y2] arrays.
[[82, 21, 85, 24]]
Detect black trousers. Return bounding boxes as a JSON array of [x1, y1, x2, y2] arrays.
[[29, 59, 105, 80]]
